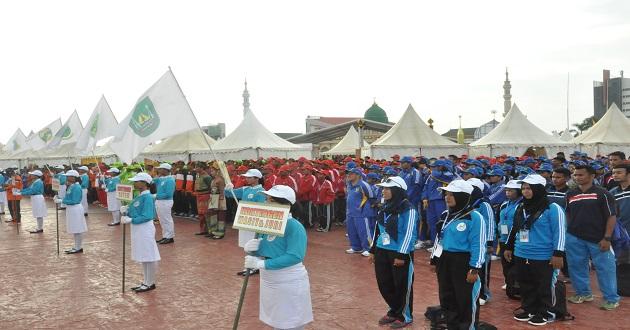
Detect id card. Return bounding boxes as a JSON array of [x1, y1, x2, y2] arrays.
[[433, 243, 443, 258], [519, 230, 529, 243], [381, 233, 391, 245], [12, 188, 21, 196], [500, 224, 509, 235]]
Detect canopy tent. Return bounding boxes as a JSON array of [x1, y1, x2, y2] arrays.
[[142, 129, 217, 162], [362, 104, 466, 158], [574, 104, 630, 155], [469, 104, 572, 157], [322, 126, 369, 156], [204, 110, 312, 161]]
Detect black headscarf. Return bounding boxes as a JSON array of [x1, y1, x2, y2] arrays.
[[377, 186, 412, 242], [445, 191, 474, 221], [522, 183, 549, 215]]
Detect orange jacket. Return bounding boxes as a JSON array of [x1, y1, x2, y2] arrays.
[[7, 175, 23, 201]]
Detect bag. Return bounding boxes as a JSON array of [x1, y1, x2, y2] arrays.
[[550, 280, 574, 321], [617, 263, 630, 297], [424, 305, 446, 325], [505, 265, 521, 300]]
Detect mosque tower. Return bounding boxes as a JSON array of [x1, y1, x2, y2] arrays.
[[503, 68, 512, 117], [242, 79, 251, 117]]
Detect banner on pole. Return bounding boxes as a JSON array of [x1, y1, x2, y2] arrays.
[[51, 178, 60, 192], [116, 184, 134, 201], [232, 201, 290, 236]]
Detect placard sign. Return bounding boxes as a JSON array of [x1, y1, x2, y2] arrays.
[[232, 201, 290, 236], [51, 178, 61, 192], [115, 184, 134, 202]]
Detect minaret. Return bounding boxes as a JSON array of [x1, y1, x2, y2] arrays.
[[503, 68, 512, 117], [242, 79, 251, 117], [457, 115, 465, 144]]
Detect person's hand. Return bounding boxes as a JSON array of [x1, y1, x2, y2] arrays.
[[466, 270, 479, 283], [599, 239, 611, 252], [550, 256, 564, 270], [120, 205, 128, 215], [244, 255, 265, 270], [225, 183, 234, 190], [368, 253, 375, 264], [504, 250, 513, 263], [393, 258, 405, 267], [244, 238, 261, 253], [53, 197, 62, 204], [422, 200, 429, 209], [121, 216, 132, 224]]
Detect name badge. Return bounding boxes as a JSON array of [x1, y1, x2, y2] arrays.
[[500, 224, 509, 235], [519, 230, 529, 243], [381, 233, 391, 245]]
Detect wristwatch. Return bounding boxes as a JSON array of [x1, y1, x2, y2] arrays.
[[604, 236, 612, 242]]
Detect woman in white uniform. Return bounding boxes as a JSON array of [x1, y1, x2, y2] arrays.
[[21, 170, 48, 234], [243, 185, 313, 330], [77, 166, 90, 217], [104, 168, 121, 226], [54, 170, 88, 254], [121, 173, 161, 293]]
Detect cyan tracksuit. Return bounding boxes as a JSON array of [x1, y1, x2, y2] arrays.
[[128, 190, 156, 225], [155, 176, 176, 200], [256, 217, 307, 270], [498, 198, 522, 244], [21, 179, 44, 196], [475, 200, 494, 301], [422, 170, 453, 242], [346, 179, 375, 251], [105, 176, 120, 193]]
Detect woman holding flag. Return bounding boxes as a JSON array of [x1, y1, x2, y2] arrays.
[[54, 170, 88, 254], [21, 170, 48, 234], [104, 167, 122, 226]]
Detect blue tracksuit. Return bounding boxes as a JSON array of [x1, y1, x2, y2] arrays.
[[63, 183, 82, 205], [399, 168, 423, 206], [346, 179, 375, 251], [128, 190, 156, 225], [256, 217, 307, 270], [498, 198, 522, 243], [155, 176, 175, 200], [364, 183, 382, 237], [512, 203, 566, 261], [105, 176, 120, 193], [438, 210, 486, 269], [422, 170, 453, 242], [21, 178, 44, 196], [476, 201, 495, 246], [610, 185, 630, 231], [225, 184, 266, 203], [487, 182, 506, 207], [375, 207, 419, 254]]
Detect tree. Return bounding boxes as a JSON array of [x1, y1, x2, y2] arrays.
[[572, 116, 597, 135]]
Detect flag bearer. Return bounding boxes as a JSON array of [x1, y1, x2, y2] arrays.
[[155, 163, 176, 244], [78, 166, 90, 216], [104, 168, 122, 226], [21, 170, 47, 233], [54, 170, 87, 254]]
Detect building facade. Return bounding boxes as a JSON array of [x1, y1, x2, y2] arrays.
[[593, 69, 630, 119]]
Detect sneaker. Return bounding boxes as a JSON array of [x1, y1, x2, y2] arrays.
[[479, 298, 487, 306], [345, 248, 360, 254], [568, 294, 594, 304], [513, 312, 533, 322], [600, 301, 620, 311], [389, 320, 412, 329], [414, 241, 424, 249], [378, 314, 397, 325], [361, 251, 371, 257], [527, 314, 547, 326], [501, 284, 507, 290], [426, 247, 435, 253]]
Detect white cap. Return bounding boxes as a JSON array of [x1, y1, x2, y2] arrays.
[[28, 170, 43, 177], [65, 170, 80, 178], [377, 176, 408, 190], [54, 165, 65, 170], [78, 166, 89, 171], [262, 185, 296, 204], [505, 180, 522, 189], [519, 174, 547, 186], [242, 169, 263, 179], [106, 168, 120, 174], [467, 178, 485, 192], [439, 179, 474, 195], [129, 172, 153, 184], [156, 163, 172, 170]]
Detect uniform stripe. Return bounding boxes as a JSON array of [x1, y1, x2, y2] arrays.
[[475, 211, 486, 268], [402, 261, 414, 322], [470, 278, 481, 330], [553, 204, 566, 251], [399, 208, 417, 253]]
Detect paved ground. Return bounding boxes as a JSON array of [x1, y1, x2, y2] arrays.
[[1, 198, 628, 329]]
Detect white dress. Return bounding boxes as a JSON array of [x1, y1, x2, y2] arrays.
[[259, 263, 314, 329], [30, 195, 48, 218]]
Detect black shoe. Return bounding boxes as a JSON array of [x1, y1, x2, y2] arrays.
[[514, 311, 533, 322], [0, 212, 5, 215], [84, 213, 88, 217], [194, 232, 207, 236], [159, 238, 174, 244], [108, 222, 121, 226], [134, 284, 156, 293], [204, 233, 213, 238], [527, 314, 548, 326], [131, 283, 145, 291], [29, 229, 44, 234], [65, 248, 83, 254], [248, 269, 259, 276], [156, 238, 165, 243], [236, 270, 248, 276]]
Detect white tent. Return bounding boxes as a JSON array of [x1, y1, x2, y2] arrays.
[[469, 104, 572, 157], [322, 126, 368, 156], [559, 128, 574, 142], [362, 104, 466, 158], [143, 129, 216, 161], [574, 104, 630, 155], [204, 110, 311, 160]]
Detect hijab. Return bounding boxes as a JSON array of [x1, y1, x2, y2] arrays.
[[377, 186, 411, 242]]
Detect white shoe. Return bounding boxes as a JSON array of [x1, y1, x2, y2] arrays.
[[502, 284, 507, 290], [361, 251, 370, 257], [490, 255, 500, 261], [414, 241, 424, 249], [479, 298, 487, 306], [345, 248, 359, 254], [426, 247, 435, 253]]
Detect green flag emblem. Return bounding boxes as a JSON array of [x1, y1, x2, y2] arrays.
[[129, 96, 160, 137], [90, 115, 99, 138], [39, 128, 53, 142], [55, 125, 72, 140], [13, 140, 20, 151]]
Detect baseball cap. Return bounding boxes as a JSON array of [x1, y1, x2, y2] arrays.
[[242, 169, 263, 178], [348, 168, 363, 175], [366, 172, 381, 180], [28, 170, 43, 177], [377, 176, 408, 190], [262, 185, 296, 204], [439, 180, 474, 195], [401, 156, 413, 163], [156, 163, 172, 170], [518, 174, 547, 186], [78, 166, 89, 171], [505, 180, 522, 189], [65, 170, 80, 178], [467, 178, 485, 192], [106, 168, 120, 174], [487, 168, 505, 177], [129, 172, 153, 184]]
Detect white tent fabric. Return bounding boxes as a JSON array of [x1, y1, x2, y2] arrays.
[[469, 104, 572, 157], [322, 126, 369, 156], [574, 104, 630, 155], [364, 104, 466, 158], [559, 128, 574, 142], [211, 110, 311, 160], [142, 129, 217, 161]]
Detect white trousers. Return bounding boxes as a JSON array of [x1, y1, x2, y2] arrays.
[[156, 200, 174, 239]]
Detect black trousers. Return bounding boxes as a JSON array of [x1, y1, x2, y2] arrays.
[[499, 243, 513, 282], [226, 197, 237, 223], [479, 247, 492, 300], [514, 256, 554, 317], [436, 251, 480, 330], [374, 248, 414, 323], [334, 197, 346, 223], [187, 193, 197, 215], [173, 190, 187, 214], [8, 200, 21, 222]]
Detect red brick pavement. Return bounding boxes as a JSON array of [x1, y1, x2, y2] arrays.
[[0, 198, 627, 329]]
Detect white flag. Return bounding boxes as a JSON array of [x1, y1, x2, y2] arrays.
[[27, 118, 62, 151], [48, 110, 83, 149], [75, 95, 118, 153], [4, 129, 29, 154], [110, 70, 200, 163]]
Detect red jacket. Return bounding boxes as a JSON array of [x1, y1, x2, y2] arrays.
[[315, 179, 335, 205], [298, 174, 317, 202], [264, 174, 277, 191], [273, 175, 298, 193]]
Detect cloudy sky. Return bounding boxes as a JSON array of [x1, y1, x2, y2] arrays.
[[1, 0, 629, 143]]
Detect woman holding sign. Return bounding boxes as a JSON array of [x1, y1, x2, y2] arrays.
[[54, 170, 88, 254], [242, 185, 313, 330], [120, 173, 161, 293]]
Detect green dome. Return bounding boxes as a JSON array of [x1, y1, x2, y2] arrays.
[[364, 102, 388, 123]]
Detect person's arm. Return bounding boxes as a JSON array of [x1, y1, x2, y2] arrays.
[[600, 191, 617, 251], [131, 195, 154, 224], [468, 212, 486, 269], [264, 223, 306, 270], [549, 204, 566, 269]]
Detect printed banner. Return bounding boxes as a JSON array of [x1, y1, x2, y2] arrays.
[[232, 201, 290, 237], [51, 178, 61, 192], [115, 184, 134, 201]]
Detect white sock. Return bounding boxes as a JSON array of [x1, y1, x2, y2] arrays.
[[74, 233, 83, 249], [112, 211, 120, 224], [0, 203, 4, 213], [36, 217, 44, 230]]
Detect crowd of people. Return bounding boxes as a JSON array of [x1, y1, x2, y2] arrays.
[[2, 149, 629, 329]]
